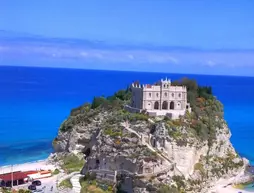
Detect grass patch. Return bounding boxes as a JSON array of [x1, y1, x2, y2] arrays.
[[52, 168, 60, 175], [233, 184, 245, 189], [80, 178, 112, 193], [194, 162, 205, 177], [61, 154, 85, 173], [59, 178, 73, 189], [104, 128, 123, 137]]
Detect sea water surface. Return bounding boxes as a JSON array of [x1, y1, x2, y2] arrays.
[[0, 66, 254, 168]]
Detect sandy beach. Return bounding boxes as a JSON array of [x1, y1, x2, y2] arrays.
[[0, 159, 56, 174], [215, 186, 250, 193], [209, 177, 253, 193], [0, 159, 62, 192]]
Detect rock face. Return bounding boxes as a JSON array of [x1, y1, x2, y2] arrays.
[[52, 96, 248, 193]]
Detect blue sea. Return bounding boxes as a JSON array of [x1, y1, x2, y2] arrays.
[[1, 66, 254, 168]]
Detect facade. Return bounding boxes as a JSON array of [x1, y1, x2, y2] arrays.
[[128, 78, 191, 118]]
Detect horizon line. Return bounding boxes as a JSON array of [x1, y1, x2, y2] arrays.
[[1, 64, 253, 79]]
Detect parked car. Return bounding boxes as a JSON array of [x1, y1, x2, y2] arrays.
[[32, 189, 43, 192], [32, 180, 41, 186], [28, 184, 36, 190]]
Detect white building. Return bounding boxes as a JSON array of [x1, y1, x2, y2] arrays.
[[127, 78, 191, 119]]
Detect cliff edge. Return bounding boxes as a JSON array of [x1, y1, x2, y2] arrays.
[[51, 78, 249, 193]]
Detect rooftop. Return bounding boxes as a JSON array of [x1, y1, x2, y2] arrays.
[[0, 171, 37, 181]]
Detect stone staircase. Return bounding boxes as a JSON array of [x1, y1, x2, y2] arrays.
[[121, 121, 189, 178], [70, 174, 83, 193]]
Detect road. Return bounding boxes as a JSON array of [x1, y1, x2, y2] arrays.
[[13, 175, 74, 193]]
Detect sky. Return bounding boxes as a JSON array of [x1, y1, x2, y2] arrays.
[[0, 0, 254, 76]]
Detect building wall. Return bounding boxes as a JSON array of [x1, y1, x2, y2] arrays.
[[131, 87, 143, 110], [85, 155, 142, 174], [131, 79, 188, 112]]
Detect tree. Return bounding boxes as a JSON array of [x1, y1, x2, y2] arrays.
[[158, 185, 179, 193], [91, 97, 107, 109]]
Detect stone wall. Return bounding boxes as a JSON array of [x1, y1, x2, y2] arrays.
[[85, 155, 141, 174]]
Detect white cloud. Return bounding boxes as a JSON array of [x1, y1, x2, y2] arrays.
[[206, 60, 217, 67], [167, 56, 178, 64], [1, 40, 254, 76]]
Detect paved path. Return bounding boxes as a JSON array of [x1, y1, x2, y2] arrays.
[[70, 174, 83, 193], [121, 121, 171, 163], [57, 172, 80, 185]]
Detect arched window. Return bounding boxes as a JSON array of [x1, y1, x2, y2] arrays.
[[167, 84, 169, 88], [162, 101, 168, 110], [178, 93, 181, 98], [164, 92, 167, 97], [154, 101, 159, 109], [170, 101, 174, 110], [156, 93, 159, 97], [149, 93, 152, 97], [172, 93, 174, 98]]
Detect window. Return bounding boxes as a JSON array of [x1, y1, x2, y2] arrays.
[[149, 93, 152, 97], [178, 93, 181, 98], [172, 93, 174, 98], [156, 93, 159, 97], [164, 84, 166, 88], [164, 92, 167, 97], [167, 84, 169, 88]]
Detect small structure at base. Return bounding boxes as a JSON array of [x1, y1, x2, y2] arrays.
[[0, 170, 52, 187]]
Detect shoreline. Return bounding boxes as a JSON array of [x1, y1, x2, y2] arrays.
[[1, 159, 253, 193], [210, 176, 254, 193], [215, 186, 253, 193], [0, 158, 56, 174]]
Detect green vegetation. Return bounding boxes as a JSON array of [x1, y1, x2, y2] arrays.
[[61, 154, 85, 173], [128, 113, 149, 122], [170, 78, 225, 147], [194, 162, 205, 177], [71, 103, 91, 116], [172, 175, 186, 192], [52, 168, 60, 175], [52, 137, 58, 146], [158, 184, 179, 193], [60, 108, 100, 132], [80, 174, 112, 193], [1, 189, 32, 193], [221, 155, 244, 173], [233, 181, 252, 189], [104, 128, 123, 137], [60, 87, 131, 132], [91, 88, 131, 110], [59, 178, 73, 189], [143, 147, 158, 159], [172, 78, 213, 106], [18, 190, 31, 193], [208, 153, 244, 177]]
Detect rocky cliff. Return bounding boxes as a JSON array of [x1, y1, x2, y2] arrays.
[[51, 79, 249, 193]]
